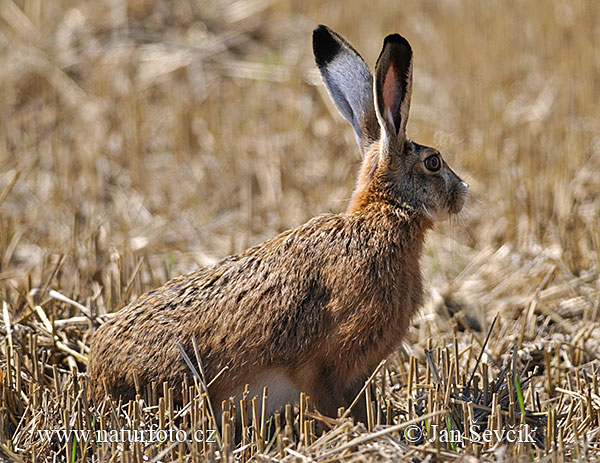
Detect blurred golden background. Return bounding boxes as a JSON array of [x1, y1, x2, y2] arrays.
[[1, 1, 600, 460], [2, 0, 598, 289]]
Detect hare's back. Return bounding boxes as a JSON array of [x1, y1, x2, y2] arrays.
[[88, 213, 349, 399]]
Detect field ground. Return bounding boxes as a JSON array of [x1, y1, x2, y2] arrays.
[[1, 0, 600, 461]]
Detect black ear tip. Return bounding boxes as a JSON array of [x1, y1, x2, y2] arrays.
[[313, 24, 330, 35], [383, 33, 412, 52], [313, 24, 341, 67]]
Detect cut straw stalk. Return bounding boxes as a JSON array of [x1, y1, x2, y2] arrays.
[[319, 410, 447, 458], [340, 359, 386, 420]]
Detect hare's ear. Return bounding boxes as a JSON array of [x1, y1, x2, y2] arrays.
[[374, 34, 413, 154], [313, 25, 375, 149]]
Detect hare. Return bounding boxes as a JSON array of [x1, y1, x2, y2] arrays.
[[88, 25, 468, 424]]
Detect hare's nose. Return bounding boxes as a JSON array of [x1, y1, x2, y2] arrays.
[[461, 181, 469, 190]]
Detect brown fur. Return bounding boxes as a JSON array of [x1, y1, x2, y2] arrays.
[[88, 27, 467, 423], [347, 142, 381, 214], [89, 201, 427, 416]]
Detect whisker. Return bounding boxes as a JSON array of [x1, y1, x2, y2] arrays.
[[450, 215, 456, 268], [455, 210, 477, 245], [464, 189, 486, 206], [422, 205, 434, 222]]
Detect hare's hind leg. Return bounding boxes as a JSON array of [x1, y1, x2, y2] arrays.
[[343, 374, 370, 425], [308, 368, 348, 420]]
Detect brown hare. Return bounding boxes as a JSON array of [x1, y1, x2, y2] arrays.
[[88, 25, 468, 424]]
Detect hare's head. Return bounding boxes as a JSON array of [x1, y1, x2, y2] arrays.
[[313, 25, 467, 222]]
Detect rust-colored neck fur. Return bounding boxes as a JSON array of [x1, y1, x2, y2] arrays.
[[347, 141, 382, 214]]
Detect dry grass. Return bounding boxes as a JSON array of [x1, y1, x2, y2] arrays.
[[1, 0, 600, 461]]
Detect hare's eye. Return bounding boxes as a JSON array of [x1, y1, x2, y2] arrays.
[[424, 154, 441, 172]]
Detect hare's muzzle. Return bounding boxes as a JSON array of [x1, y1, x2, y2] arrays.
[[449, 181, 469, 214]]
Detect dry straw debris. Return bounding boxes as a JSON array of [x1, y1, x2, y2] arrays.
[[1, 0, 600, 461]]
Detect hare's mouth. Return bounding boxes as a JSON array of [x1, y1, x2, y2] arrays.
[[424, 182, 468, 222], [449, 181, 469, 214]]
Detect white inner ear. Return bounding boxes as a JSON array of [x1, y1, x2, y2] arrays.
[[373, 80, 393, 147], [379, 120, 389, 149], [398, 60, 413, 135], [384, 107, 396, 134], [373, 63, 396, 152]]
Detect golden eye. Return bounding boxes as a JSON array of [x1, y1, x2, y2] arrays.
[[424, 154, 441, 172]]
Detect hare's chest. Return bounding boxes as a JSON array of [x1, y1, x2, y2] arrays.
[[331, 261, 423, 375]]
